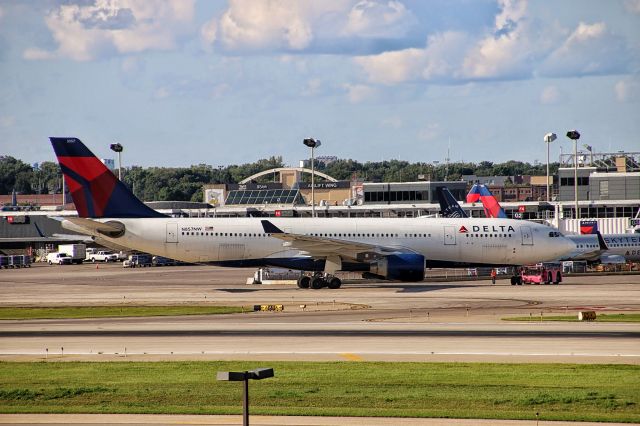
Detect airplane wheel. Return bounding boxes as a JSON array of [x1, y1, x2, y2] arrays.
[[328, 277, 342, 289], [297, 276, 310, 289], [310, 277, 324, 289]]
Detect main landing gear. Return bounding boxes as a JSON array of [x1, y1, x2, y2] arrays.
[[297, 273, 342, 290]]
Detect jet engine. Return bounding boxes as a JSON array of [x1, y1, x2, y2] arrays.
[[368, 253, 425, 281]]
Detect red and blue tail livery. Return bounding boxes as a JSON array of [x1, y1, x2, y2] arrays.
[[580, 220, 599, 235], [50, 137, 165, 219], [466, 184, 507, 219]]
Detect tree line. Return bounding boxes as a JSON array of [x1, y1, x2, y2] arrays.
[[0, 155, 559, 203]]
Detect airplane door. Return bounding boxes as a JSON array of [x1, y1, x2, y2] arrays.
[[444, 226, 456, 245], [166, 223, 178, 243], [521, 226, 533, 245]]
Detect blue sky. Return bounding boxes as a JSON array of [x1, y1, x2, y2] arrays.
[[1, 0, 639, 168]]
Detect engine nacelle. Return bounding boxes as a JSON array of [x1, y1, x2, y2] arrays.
[[368, 253, 425, 282]]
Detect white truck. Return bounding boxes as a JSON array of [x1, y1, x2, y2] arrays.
[[46, 252, 72, 265], [58, 244, 86, 264], [87, 250, 119, 262]]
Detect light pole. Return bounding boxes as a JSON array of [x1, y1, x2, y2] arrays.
[[566, 130, 581, 219], [583, 144, 593, 166], [217, 367, 274, 426], [110, 143, 124, 180], [303, 138, 321, 217], [544, 133, 557, 202]]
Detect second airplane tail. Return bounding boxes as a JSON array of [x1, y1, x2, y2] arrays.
[[466, 184, 507, 218], [435, 187, 468, 218], [50, 137, 166, 219]]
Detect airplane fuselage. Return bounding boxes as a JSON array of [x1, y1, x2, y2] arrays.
[[65, 217, 574, 270]]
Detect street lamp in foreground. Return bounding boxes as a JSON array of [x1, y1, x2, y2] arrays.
[[566, 130, 581, 219], [543, 132, 557, 202], [303, 138, 321, 217], [217, 367, 274, 426], [109, 143, 124, 180]]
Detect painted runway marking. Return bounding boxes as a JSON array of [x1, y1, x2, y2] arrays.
[[340, 353, 364, 361]]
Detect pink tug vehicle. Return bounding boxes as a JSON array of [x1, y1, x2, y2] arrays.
[[519, 263, 563, 285]]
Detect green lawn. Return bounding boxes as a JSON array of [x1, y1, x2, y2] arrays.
[[502, 313, 640, 322], [0, 362, 638, 422], [0, 306, 244, 320]]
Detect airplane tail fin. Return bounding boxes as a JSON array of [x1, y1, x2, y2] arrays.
[[436, 187, 468, 218], [49, 137, 166, 218], [580, 220, 599, 235], [466, 184, 507, 218]]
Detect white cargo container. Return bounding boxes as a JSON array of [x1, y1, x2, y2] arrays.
[[58, 244, 86, 264]]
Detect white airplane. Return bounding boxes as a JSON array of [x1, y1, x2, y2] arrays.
[[467, 184, 640, 264], [50, 137, 575, 289]]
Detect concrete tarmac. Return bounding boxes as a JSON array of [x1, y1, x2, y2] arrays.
[[1, 263, 639, 363]]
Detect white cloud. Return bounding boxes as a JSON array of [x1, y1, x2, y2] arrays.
[[23, 48, 56, 61], [614, 79, 640, 102], [25, 0, 195, 61], [200, 0, 418, 53], [355, 48, 425, 85], [200, 18, 218, 52], [343, 83, 376, 103], [540, 85, 560, 104], [539, 22, 630, 77], [461, 0, 539, 80], [624, 0, 640, 13], [421, 31, 470, 80], [343, 0, 416, 38], [213, 0, 319, 51]]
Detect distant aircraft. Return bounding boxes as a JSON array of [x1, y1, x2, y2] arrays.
[[50, 137, 574, 288], [468, 184, 639, 263], [466, 183, 507, 218], [435, 187, 468, 218]]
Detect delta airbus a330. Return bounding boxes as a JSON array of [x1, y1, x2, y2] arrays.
[[51, 137, 574, 289]]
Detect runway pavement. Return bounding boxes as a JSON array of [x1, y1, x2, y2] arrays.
[[1, 263, 639, 364], [0, 414, 635, 426]]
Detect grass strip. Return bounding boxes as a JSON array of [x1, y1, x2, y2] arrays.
[[0, 306, 244, 320], [0, 362, 638, 422], [502, 313, 640, 322]]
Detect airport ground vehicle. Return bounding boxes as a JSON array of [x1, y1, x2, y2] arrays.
[[88, 250, 119, 262], [58, 244, 86, 264], [46, 252, 73, 265], [152, 256, 176, 266], [0, 255, 31, 268], [123, 254, 153, 268], [519, 262, 562, 285]]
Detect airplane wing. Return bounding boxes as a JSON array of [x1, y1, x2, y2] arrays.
[[261, 220, 411, 261]]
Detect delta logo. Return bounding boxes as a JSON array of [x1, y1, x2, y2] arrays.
[[459, 226, 468, 233]]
